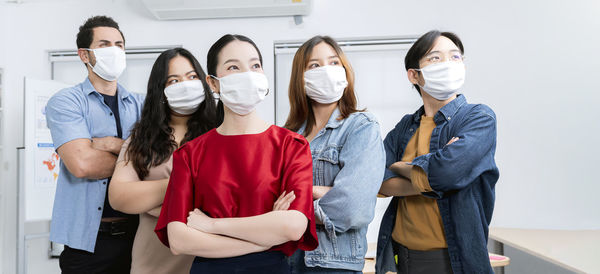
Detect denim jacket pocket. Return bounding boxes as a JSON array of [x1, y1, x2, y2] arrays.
[[314, 145, 341, 187]]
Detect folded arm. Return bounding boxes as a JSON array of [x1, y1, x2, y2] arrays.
[[188, 209, 308, 247], [379, 176, 420, 197], [109, 159, 169, 214], [314, 119, 386, 233], [411, 108, 497, 197], [57, 139, 118, 179], [167, 221, 269, 257]]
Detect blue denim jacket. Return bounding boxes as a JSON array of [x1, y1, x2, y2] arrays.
[[375, 95, 499, 274], [46, 78, 145, 252], [296, 108, 385, 271]]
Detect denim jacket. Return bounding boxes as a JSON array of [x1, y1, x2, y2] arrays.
[[298, 108, 385, 271], [375, 95, 499, 274]]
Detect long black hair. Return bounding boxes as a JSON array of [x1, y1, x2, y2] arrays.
[[405, 30, 464, 95], [126, 47, 219, 179], [206, 34, 263, 119]]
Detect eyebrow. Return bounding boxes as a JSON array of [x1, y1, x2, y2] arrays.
[[98, 39, 124, 45], [426, 49, 461, 56], [425, 50, 441, 56], [308, 55, 339, 62], [167, 70, 196, 79], [223, 59, 239, 65]]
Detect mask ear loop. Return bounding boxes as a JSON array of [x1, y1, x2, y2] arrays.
[[83, 49, 95, 69], [208, 75, 221, 100], [409, 68, 426, 90]]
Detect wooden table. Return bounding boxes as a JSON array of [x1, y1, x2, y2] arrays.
[[489, 227, 600, 273]]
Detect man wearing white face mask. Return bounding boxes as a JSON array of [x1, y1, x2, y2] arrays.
[[45, 15, 145, 274], [377, 31, 499, 274]]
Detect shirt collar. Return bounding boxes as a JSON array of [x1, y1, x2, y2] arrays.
[[412, 94, 467, 124], [324, 107, 344, 129], [82, 77, 132, 101], [297, 107, 344, 135]]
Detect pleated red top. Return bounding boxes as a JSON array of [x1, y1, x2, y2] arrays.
[[155, 125, 318, 256]]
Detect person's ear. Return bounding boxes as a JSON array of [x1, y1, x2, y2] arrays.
[[78, 49, 93, 66], [407, 69, 420, 85], [206, 75, 219, 93]]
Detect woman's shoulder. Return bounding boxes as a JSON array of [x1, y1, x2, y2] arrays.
[[347, 110, 379, 123], [342, 111, 381, 132], [176, 128, 218, 152], [270, 125, 309, 146]]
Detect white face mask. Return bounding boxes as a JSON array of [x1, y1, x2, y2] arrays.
[[163, 80, 205, 115], [85, 46, 127, 81], [416, 61, 465, 100], [304, 65, 348, 104], [212, 71, 269, 115]]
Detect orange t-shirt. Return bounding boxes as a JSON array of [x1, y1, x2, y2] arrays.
[[391, 116, 448, 250]]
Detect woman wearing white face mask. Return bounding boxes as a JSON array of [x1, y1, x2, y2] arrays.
[[155, 34, 318, 273], [376, 31, 499, 274], [285, 36, 386, 273], [108, 48, 220, 274]]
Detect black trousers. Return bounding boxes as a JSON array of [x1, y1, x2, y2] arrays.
[[59, 231, 135, 274], [190, 251, 290, 274], [392, 240, 453, 274]]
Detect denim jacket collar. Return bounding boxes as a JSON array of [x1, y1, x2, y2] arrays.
[[412, 94, 467, 125], [324, 107, 344, 129], [83, 77, 132, 102], [298, 107, 344, 134]]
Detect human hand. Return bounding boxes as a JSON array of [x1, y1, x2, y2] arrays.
[[92, 136, 124, 154], [273, 191, 296, 211], [187, 208, 214, 233], [312, 186, 332, 200], [446, 137, 459, 146], [390, 161, 412, 179]]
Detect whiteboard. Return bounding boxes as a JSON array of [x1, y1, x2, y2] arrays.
[[274, 37, 422, 243], [23, 78, 70, 221]]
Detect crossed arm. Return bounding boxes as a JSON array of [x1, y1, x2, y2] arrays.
[[167, 191, 305, 257], [108, 158, 170, 214], [57, 137, 123, 179], [378, 137, 459, 197]]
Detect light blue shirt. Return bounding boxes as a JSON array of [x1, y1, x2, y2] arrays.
[[295, 108, 385, 271], [46, 78, 145, 252]]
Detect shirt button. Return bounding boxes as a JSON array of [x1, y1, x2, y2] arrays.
[[409, 128, 414, 132], [448, 116, 452, 120], [103, 181, 107, 185], [98, 207, 102, 211], [109, 113, 113, 116]]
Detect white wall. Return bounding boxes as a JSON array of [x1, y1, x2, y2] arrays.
[[1, 0, 600, 272], [1, 4, 14, 273], [0, 5, 7, 272]]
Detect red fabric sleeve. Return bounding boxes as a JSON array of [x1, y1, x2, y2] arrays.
[[154, 145, 195, 247], [277, 134, 318, 254]]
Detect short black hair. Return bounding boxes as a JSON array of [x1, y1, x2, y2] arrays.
[[405, 30, 464, 95], [76, 15, 125, 49]]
